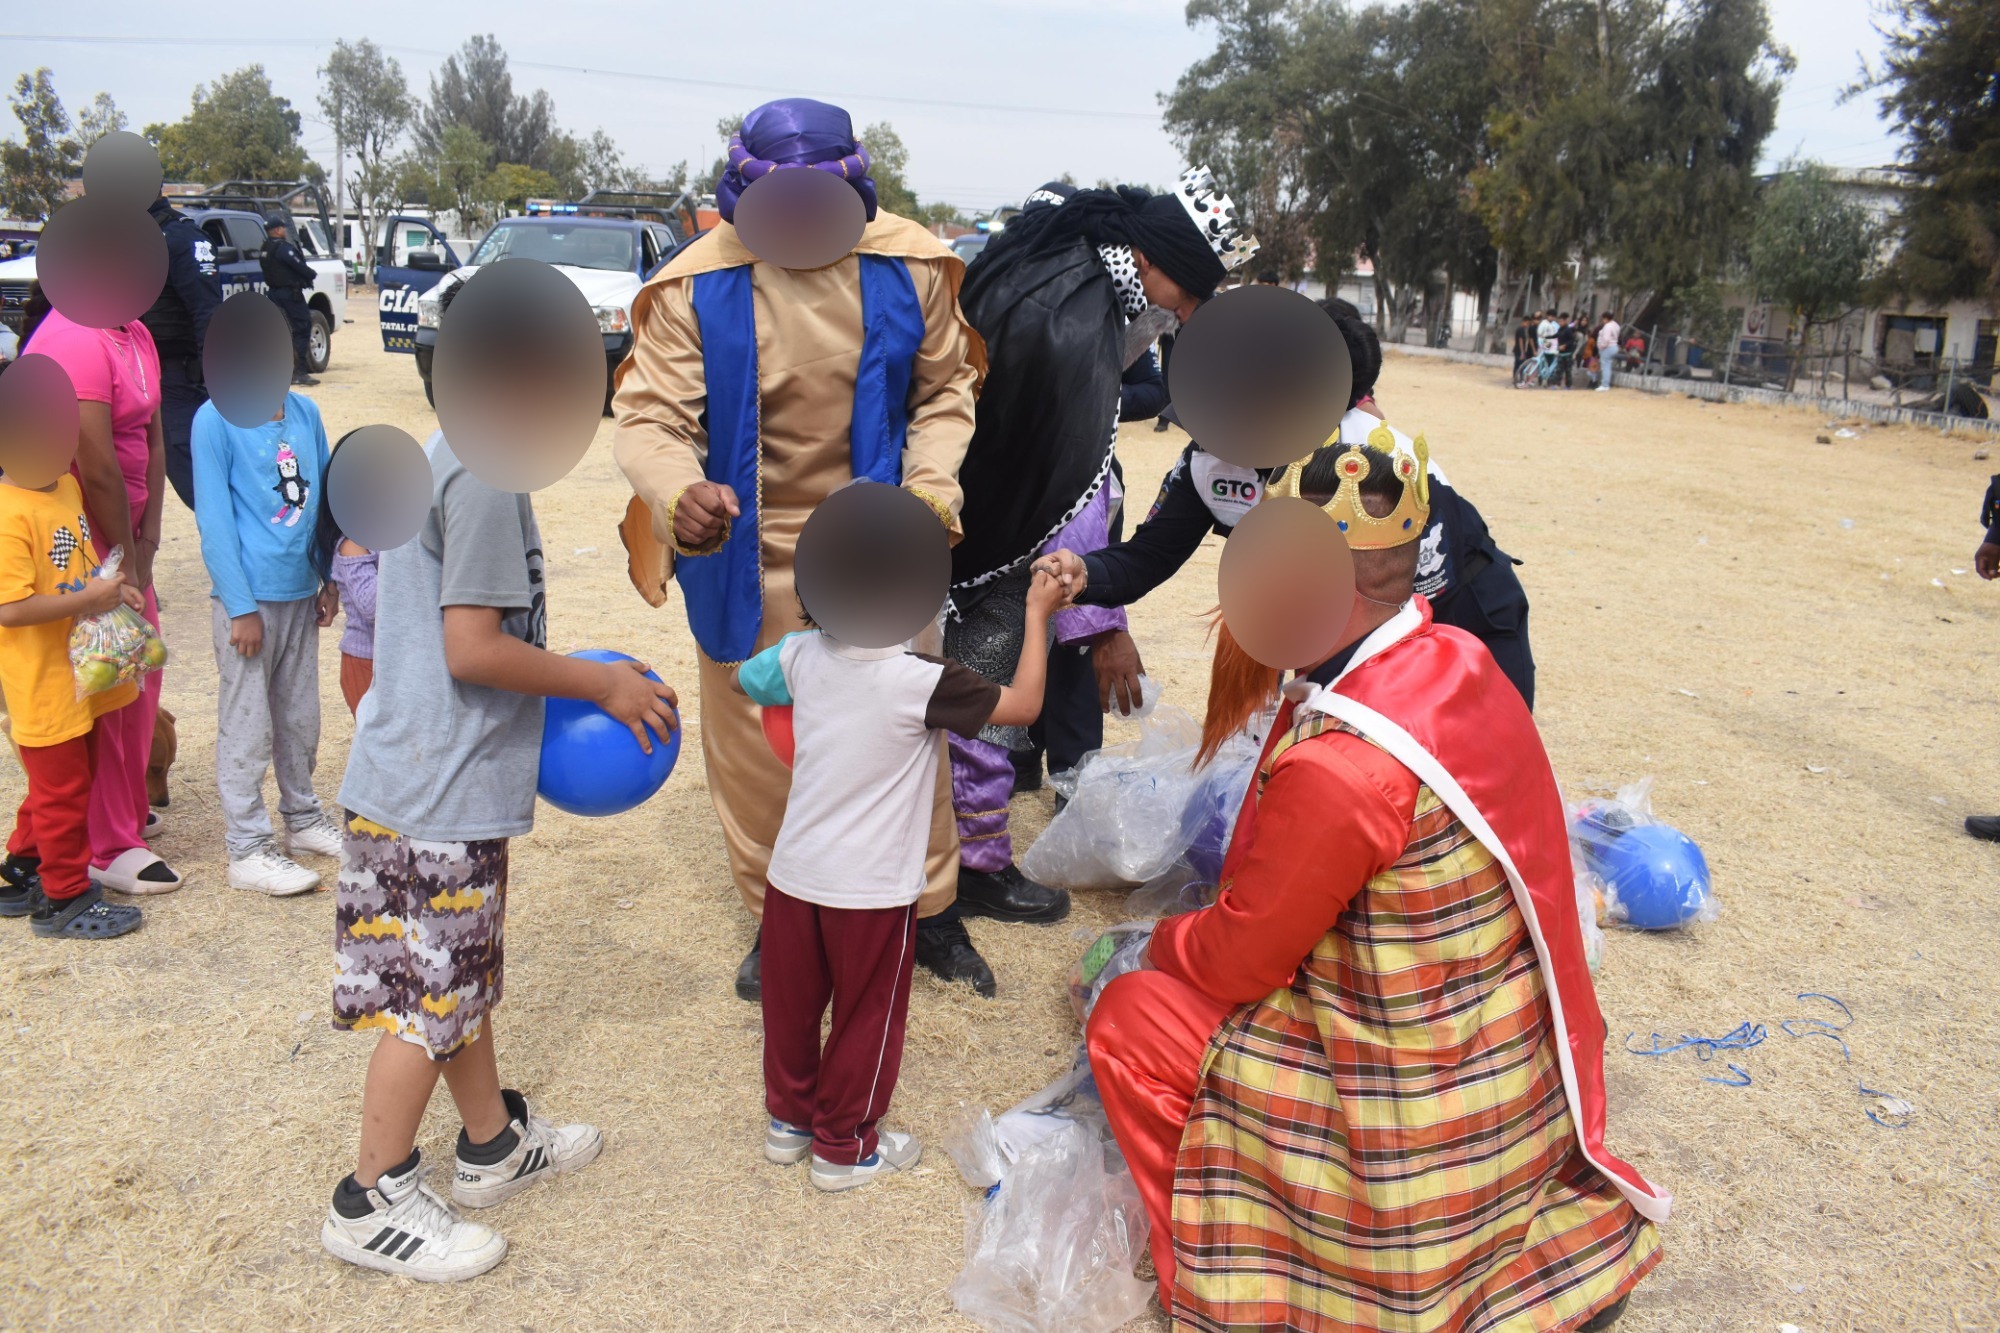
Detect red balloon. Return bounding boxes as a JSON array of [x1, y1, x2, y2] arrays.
[[760, 705, 795, 769]]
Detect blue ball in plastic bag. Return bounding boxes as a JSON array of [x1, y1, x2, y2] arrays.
[[1598, 824, 1711, 929], [537, 649, 680, 817]]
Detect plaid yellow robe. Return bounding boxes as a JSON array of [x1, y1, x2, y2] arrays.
[[1159, 714, 1661, 1330]]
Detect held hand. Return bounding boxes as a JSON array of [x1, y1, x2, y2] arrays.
[[229, 612, 265, 658], [1027, 566, 1070, 615], [118, 584, 145, 612], [128, 543, 155, 594], [1977, 542, 2000, 581], [1034, 549, 1089, 599], [76, 575, 125, 617], [596, 659, 681, 755], [673, 482, 741, 551], [315, 585, 340, 627], [1093, 629, 1146, 717]]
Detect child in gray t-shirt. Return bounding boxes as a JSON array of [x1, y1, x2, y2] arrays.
[[320, 431, 682, 1283]]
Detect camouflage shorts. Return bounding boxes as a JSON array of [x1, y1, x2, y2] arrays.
[[331, 809, 508, 1061]]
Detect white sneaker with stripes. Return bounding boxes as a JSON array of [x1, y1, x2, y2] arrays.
[[320, 1152, 505, 1282], [451, 1091, 603, 1210]]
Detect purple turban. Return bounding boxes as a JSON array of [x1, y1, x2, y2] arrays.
[[716, 98, 877, 224]]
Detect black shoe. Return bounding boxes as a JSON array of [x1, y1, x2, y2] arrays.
[[957, 864, 1071, 924], [0, 855, 44, 918], [1010, 748, 1044, 795], [1968, 815, 2000, 842], [292, 373, 321, 386], [1152, 417, 1171, 433], [735, 935, 762, 1002], [915, 913, 996, 998]]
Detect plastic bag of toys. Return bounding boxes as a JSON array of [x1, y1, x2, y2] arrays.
[[947, 1061, 1153, 1333], [1569, 776, 1717, 932], [68, 547, 167, 700], [1067, 923, 1154, 1025]]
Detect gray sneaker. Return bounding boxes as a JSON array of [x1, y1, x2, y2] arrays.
[[765, 1118, 812, 1165], [809, 1130, 921, 1193]]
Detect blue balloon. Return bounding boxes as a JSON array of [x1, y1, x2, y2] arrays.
[[537, 649, 680, 817], [1596, 824, 1712, 930]]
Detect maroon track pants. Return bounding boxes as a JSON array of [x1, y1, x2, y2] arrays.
[[9, 733, 96, 900], [760, 884, 917, 1166]]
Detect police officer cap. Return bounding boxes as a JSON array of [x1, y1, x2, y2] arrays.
[[264, 216, 287, 234]]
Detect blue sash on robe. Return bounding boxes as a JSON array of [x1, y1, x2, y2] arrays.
[[681, 254, 924, 663]]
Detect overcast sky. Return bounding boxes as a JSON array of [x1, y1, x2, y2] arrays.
[[1, 0, 1903, 214]]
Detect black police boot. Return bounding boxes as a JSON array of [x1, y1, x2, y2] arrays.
[[957, 863, 1070, 924], [1010, 747, 1044, 795], [734, 933, 762, 1003], [292, 373, 321, 387], [1966, 815, 2000, 843], [915, 908, 996, 998]]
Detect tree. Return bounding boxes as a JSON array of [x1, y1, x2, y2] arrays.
[[0, 69, 74, 219], [146, 65, 308, 184], [480, 162, 560, 217], [74, 92, 127, 146], [432, 124, 494, 229], [1865, 0, 2000, 305], [321, 38, 413, 276], [415, 35, 556, 173], [860, 122, 920, 217], [1747, 163, 1877, 391]]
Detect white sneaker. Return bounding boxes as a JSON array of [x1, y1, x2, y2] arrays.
[[228, 846, 321, 896], [320, 1152, 506, 1283], [766, 1118, 812, 1165], [452, 1091, 603, 1209], [810, 1129, 922, 1193], [1595, 385, 1610, 392], [287, 813, 345, 858]]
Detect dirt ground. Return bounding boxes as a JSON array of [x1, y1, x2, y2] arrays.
[[3, 302, 1998, 1332]]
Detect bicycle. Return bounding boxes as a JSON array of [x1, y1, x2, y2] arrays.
[[1514, 354, 1558, 389]]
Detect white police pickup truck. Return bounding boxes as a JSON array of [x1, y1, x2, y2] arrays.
[[407, 193, 697, 409]]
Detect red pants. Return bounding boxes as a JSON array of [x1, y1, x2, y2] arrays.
[[760, 884, 917, 1166], [1086, 968, 1235, 1310], [8, 733, 97, 900]]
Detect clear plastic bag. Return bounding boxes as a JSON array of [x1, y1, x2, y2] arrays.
[[947, 1062, 1153, 1333], [1123, 859, 1214, 919], [68, 547, 166, 699], [1066, 922, 1154, 1024], [1568, 776, 1717, 932], [1024, 680, 1263, 891]]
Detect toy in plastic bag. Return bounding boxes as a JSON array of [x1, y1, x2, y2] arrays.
[[1067, 922, 1153, 1024], [1123, 859, 1214, 919], [1181, 724, 1262, 883], [1568, 776, 1716, 931], [68, 547, 167, 699], [947, 1061, 1153, 1333], [1024, 680, 1265, 890]]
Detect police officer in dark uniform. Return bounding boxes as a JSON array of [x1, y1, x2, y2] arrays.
[[260, 217, 319, 388], [1040, 307, 1538, 710], [141, 194, 224, 509]]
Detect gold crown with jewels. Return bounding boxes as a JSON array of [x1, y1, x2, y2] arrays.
[[1266, 421, 1431, 550]]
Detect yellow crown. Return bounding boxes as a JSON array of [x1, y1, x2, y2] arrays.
[[1266, 422, 1431, 550]]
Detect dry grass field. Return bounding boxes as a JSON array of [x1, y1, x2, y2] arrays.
[[2, 303, 1997, 1331]]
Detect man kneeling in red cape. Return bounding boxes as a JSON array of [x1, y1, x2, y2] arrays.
[[1085, 436, 1670, 1331]]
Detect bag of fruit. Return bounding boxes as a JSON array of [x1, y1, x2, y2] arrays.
[[69, 546, 168, 699]]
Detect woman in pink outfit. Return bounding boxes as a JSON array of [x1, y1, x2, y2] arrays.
[[25, 298, 183, 894]]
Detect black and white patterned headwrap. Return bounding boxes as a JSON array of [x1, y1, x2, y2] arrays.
[[1098, 245, 1148, 322]]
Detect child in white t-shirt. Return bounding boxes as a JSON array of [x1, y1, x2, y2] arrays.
[[734, 564, 1067, 1192]]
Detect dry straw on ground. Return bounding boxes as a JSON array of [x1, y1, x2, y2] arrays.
[[2, 307, 1997, 1331]]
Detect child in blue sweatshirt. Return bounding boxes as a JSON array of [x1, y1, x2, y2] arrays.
[[191, 391, 345, 897]]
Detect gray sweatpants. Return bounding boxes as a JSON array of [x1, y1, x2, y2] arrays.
[[211, 597, 324, 858]]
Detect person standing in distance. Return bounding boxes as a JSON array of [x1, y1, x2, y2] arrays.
[[140, 195, 224, 510], [261, 218, 320, 388]]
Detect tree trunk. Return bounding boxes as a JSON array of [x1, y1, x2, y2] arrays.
[[1596, 0, 1612, 72], [1372, 271, 1393, 339]]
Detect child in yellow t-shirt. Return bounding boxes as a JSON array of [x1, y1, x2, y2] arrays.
[[0, 471, 146, 939]]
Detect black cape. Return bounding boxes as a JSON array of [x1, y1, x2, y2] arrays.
[[952, 234, 1123, 591]]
